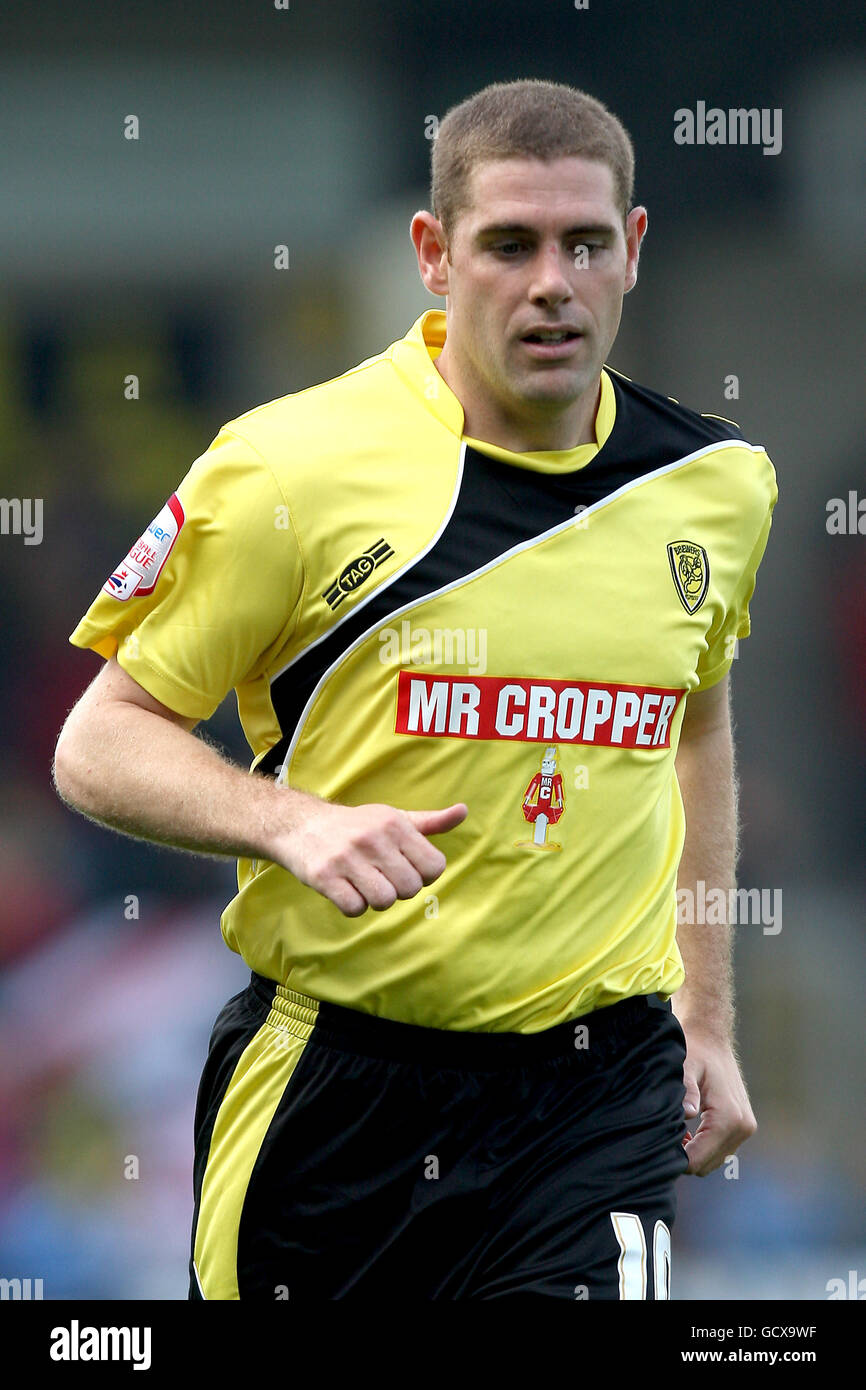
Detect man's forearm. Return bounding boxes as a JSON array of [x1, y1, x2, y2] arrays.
[[53, 700, 318, 862], [53, 657, 466, 917], [672, 716, 739, 1043]]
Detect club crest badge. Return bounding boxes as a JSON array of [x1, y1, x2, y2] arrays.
[[667, 540, 709, 614], [515, 745, 565, 852]]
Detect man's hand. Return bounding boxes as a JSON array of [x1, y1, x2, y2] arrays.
[[53, 656, 467, 916], [271, 798, 468, 918], [679, 1023, 757, 1176]]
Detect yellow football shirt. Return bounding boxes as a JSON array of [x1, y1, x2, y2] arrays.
[[70, 308, 778, 1031]]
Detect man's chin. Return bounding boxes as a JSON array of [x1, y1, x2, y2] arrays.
[[511, 370, 594, 407]]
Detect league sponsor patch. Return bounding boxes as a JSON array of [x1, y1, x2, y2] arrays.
[[395, 671, 685, 748], [103, 494, 185, 601]]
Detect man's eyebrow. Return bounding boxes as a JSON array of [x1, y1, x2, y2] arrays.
[[474, 222, 617, 239]]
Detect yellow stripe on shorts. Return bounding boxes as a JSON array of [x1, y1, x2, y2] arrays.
[[193, 985, 319, 1300]]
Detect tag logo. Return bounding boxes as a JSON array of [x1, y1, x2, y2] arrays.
[[667, 540, 709, 613], [322, 537, 394, 610]]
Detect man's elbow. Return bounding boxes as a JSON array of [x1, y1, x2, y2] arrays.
[[52, 708, 103, 814]]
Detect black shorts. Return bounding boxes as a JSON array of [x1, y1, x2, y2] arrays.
[[188, 973, 689, 1300]]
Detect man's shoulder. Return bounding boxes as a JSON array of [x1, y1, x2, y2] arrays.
[[604, 365, 777, 503], [221, 340, 404, 452], [606, 364, 755, 449]]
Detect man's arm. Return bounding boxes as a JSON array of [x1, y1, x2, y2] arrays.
[[52, 656, 466, 918], [672, 671, 757, 1176]]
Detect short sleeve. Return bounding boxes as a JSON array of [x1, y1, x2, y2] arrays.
[[694, 453, 778, 690], [69, 427, 304, 720]]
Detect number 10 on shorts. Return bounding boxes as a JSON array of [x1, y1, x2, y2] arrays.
[[610, 1213, 672, 1299]]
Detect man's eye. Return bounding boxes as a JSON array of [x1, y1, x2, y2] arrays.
[[494, 242, 527, 256]]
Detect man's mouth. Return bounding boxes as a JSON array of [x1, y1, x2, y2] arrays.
[[519, 329, 584, 360], [521, 329, 581, 344]]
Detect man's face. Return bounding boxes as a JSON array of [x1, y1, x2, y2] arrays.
[[432, 157, 645, 436]]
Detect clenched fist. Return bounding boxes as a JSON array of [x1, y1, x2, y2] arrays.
[[272, 796, 468, 917]]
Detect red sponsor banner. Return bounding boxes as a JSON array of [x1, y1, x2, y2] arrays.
[[395, 671, 685, 748]]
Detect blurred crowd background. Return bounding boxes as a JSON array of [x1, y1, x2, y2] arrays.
[[0, 1, 864, 1300]]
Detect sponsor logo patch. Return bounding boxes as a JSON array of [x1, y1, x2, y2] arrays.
[[103, 494, 185, 601], [396, 671, 685, 748], [667, 539, 709, 614], [322, 537, 394, 611]]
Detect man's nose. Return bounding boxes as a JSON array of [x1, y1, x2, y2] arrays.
[[529, 244, 575, 303]]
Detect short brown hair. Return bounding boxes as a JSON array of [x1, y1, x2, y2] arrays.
[[431, 79, 635, 242]]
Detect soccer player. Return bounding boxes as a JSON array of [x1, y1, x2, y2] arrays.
[[53, 78, 777, 1300]]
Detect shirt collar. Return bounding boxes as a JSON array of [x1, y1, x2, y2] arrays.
[[392, 308, 615, 473]]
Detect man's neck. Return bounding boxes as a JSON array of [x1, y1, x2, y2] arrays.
[[433, 350, 600, 454]]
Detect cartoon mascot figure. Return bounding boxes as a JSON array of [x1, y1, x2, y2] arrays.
[[515, 745, 565, 852]]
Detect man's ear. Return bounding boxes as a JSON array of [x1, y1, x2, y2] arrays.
[[410, 210, 450, 296], [623, 206, 648, 294]]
